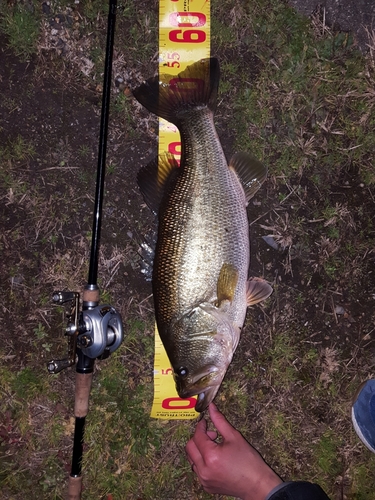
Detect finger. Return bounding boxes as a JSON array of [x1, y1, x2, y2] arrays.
[[190, 417, 220, 457], [208, 403, 237, 439], [185, 437, 204, 468], [194, 415, 218, 441], [185, 453, 194, 468], [191, 416, 208, 443], [196, 415, 207, 433], [207, 430, 218, 441]]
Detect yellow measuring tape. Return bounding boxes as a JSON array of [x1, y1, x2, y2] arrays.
[[150, 0, 210, 420]]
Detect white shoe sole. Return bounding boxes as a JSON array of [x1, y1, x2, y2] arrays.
[[351, 406, 375, 454]]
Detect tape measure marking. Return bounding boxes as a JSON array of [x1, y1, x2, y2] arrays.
[[151, 0, 210, 420]]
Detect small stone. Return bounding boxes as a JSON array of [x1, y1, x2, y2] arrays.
[[42, 2, 51, 14]]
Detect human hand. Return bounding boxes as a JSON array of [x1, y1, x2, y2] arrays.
[[185, 403, 282, 500]]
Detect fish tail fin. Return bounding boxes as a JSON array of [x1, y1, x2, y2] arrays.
[[133, 58, 220, 124]]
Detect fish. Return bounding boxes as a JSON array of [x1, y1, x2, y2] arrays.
[[133, 58, 272, 412]]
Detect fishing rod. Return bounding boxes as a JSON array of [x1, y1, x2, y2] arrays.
[[47, 1, 123, 498]]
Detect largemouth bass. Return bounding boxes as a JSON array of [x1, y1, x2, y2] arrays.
[[133, 58, 272, 412]]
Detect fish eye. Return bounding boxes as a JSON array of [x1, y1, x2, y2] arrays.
[[176, 367, 188, 378]]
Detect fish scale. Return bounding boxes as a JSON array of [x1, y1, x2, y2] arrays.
[[154, 109, 249, 327], [134, 58, 272, 411]]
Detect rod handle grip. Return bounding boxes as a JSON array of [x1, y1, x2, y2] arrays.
[[74, 372, 93, 417], [67, 475, 82, 500], [83, 287, 100, 304]]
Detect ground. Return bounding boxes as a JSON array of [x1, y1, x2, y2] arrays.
[[289, 0, 375, 53], [1, 1, 375, 499]]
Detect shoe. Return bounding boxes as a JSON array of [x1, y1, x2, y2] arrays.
[[352, 379, 375, 453]]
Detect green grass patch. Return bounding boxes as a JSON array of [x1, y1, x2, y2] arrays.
[[212, 0, 374, 189], [351, 458, 375, 500], [315, 429, 343, 475], [313, 429, 344, 492], [0, 3, 40, 61], [11, 366, 48, 400], [0, 135, 36, 163], [265, 330, 299, 387]]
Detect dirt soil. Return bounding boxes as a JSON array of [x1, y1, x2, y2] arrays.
[[288, 0, 375, 52], [1, 1, 375, 499]]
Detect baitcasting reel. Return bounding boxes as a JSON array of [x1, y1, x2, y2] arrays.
[[47, 290, 123, 374]]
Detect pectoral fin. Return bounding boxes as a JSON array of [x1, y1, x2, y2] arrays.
[[217, 263, 239, 305], [229, 152, 267, 203], [199, 302, 231, 326], [246, 277, 273, 306]]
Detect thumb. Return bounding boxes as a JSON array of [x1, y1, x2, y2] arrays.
[[208, 403, 237, 439]]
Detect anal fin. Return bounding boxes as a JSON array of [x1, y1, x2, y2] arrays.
[[246, 277, 273, 306]]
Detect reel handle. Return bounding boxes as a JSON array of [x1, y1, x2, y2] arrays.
[[47, 358, 74, 374]]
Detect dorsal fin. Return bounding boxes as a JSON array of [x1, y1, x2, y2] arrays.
[[137, 154, 179, 215], [229, 152, 267, 202]]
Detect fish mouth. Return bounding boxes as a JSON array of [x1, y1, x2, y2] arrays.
[[194, 386, 221, 412], [175, 365, 224, 412]]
